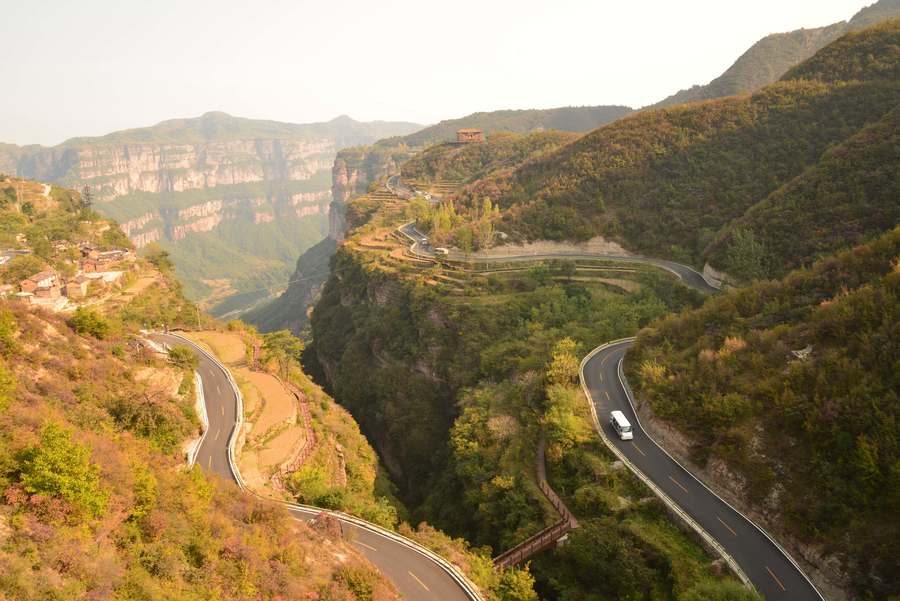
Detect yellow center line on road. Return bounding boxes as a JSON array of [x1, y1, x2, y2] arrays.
[[353, 540, 377, 552], [408, 571, 430, 592], [766, 566, 787, 592], [207, 455, 212, 470], [668, 475, 689, 494], [717, 515, 738, 536], [631, 441, 646, 456], [221, 405, 225, 416], [214, 429, 220, 441]]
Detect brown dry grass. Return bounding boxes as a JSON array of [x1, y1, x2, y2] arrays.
[[184, 331, 246, 365], [245, 371, 295, 439]]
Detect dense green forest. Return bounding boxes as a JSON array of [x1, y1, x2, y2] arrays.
[[627, 229, 900, 598], [308, 244, 756, 599], [705, 105, 900, 277]]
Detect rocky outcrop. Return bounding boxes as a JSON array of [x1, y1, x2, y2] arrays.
[[19, 139, 334, 201], [121, 192, 330, 248], [242, 147, 401, 332], [120, 211, 156, 237]]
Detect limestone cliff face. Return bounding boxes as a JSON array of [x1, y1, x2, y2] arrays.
[[19, 139, 334, 201], [328, 145, 413, 241], [120, 191, 330, 248]]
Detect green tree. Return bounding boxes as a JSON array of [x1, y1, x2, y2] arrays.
[[18, 422, 108, 518], [0, 360, 15, 411], [494, 566, 538, 601], [0, 308, 18, 356], [723, 228, 770, 281], [143, 243, 173, 272], [457, 226, 474, 253], [0, 253, 44, 285], [262, 329, 305, 380], [168, 345, 199, 371], [80, 184, 93, 211], [547, 337, 580, 386], [69, 307, 110, 339]]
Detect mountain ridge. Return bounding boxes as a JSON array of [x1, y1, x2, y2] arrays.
[[650, 0, 900, 108]]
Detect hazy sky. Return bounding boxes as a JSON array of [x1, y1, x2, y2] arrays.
[[2, 0, 872, 145]]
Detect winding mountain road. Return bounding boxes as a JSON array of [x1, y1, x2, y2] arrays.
[[153, 333, 478, 601], [583, 340, 823, 601], [398, 209, 825, 600]]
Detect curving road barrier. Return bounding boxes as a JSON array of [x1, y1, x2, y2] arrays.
[[154, 332, 483, 601]]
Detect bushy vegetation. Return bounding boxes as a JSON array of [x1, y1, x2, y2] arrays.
[[627, 229, 900, 598], [309, 245, 747, 599], [784, 17, 900, 83], [402, 131, 578, 184], [445, 21, 900, 282], [706, 105, 900, 277], [0, 185, 399, 598]]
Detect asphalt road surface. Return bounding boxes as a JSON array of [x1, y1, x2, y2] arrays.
[[154, 333, 474, 600], [583, 340, 824, 601]]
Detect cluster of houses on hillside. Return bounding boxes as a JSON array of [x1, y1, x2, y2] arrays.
[[0, 244, 136, 311]]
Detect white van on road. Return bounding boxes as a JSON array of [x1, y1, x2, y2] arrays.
[[610, 410, 634, 440]]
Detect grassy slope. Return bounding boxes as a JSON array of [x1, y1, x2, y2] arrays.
[[0, 183, 396, 600], [626, 229, 900, 598]]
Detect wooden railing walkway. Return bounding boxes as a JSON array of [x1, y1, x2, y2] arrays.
[[493, 437, 578, 569]]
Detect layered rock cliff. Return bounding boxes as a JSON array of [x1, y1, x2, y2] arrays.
[[9, 112, 421, 315], [18, 138, 335, 201]]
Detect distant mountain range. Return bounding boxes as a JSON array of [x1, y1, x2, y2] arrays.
[[0, 112, 422, 316], [650, 0, 900, 108]]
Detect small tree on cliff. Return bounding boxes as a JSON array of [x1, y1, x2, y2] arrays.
[[80, 185, 93, 211], [262, 330, 305, 381]]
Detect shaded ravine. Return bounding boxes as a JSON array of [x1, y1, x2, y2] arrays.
[[397, 209, 825, 600]]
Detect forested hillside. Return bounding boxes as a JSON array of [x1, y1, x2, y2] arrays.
[[0, 180, 397, 600], [401, 131, 579, 185], [627, 229, 900, 599], [651, 0, 900, 108], [305, 168, 760, 600], [245, 105, 631, 335], [705, 105, 899, 277], [379, 105, 632, 149], [461, 20, 900, 281]]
